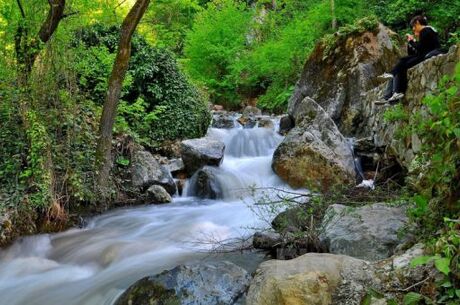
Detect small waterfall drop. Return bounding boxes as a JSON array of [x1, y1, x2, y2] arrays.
[[0, 118, 293, 305]]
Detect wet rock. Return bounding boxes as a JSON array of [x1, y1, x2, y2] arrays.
[[131, 150, 177, 195], [188, 166, 223, 199], [278, 115, 294, 135], [252, 232, 282, 250], [117, 261, 250, 305], [242, 106, 262, 117], [246, 253, 376, 305], [181, 138, 225, 176], [237, 116, 257, 128], [213, 104, 225, 111], [212, 113, 235, 129], [257, 118, 274, 129], [272, 97, 355, 190], [146, 185, 172, 204], [319, 203, 408, 261], [166, 158, 184, 174]]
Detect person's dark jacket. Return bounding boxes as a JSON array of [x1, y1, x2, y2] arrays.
[[407, 26, 441, 57]]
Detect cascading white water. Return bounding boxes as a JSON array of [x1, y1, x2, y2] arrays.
[[0, 121, 292, 305]]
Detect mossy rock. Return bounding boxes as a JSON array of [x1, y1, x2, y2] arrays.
[[115, 278, 180, 305]]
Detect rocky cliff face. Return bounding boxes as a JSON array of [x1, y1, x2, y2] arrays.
[[275, 21, 459, 188], [288, 23, 401, 136]]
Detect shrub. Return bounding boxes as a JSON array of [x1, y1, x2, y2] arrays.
[[73, 24, 211, 146]]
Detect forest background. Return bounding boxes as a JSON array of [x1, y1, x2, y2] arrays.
[[0, 0, 458, 237]]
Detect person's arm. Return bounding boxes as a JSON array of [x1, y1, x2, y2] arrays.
[[407, 39, 418, 56]]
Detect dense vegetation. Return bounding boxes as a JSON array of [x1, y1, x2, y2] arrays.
[[0, 0, 458, 301]]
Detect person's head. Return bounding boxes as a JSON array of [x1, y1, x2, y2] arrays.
[[410, 15, 428, 36]]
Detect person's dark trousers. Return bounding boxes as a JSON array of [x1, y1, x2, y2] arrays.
[[390, 55, 425, 94], [383, 73, 403, 100]]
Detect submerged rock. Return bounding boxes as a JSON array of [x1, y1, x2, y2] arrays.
[[181, 138, 225, 176], [116, 261, 250, 305], [319, 203, 408, 261], [272, 97, 355, 190], [131, 150, 177, 195]]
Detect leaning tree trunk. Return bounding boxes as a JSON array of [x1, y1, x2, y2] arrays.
[[95, 0, 151, 198], [15, 0, 66, 85]]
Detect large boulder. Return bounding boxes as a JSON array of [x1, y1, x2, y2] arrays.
[[319, 203, 408, 261], [131, 150, 177, 195], [181, 138, 225, 176], [272, 97, 355, 190], [116, 261, 250, 305], [288, 21, 401, 136], [246, 253, 376, 305]]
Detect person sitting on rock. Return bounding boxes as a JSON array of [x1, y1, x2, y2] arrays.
[[376, 15, 442, 104]]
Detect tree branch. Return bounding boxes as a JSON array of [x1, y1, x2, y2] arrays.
[[16, 0, 26, 19]]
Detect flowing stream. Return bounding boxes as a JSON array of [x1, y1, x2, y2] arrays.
[[0, 120, 291, 305]]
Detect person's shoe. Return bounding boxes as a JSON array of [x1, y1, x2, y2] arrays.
[[387, 92, 404, 102], [378, 72, 394, 80]]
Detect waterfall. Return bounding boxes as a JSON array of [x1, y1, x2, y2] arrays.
[[0, 119, 292, 305]]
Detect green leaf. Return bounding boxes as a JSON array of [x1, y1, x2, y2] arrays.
[[410, 255, 433, 267], [387, 300, 398, 305], [434, 257, 451, 275], [403, 292, 423, 305], [116, 157, 130, 166]]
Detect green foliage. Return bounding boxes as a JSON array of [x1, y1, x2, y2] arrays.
[[144, 0, 203, 54], [369, 0, 459, 46], [384, 63, 460, 229], [184, 0, 371, 110], [409, 219, 460, 304], [73, 24, 211, 145], [184, 0, 252, 107]]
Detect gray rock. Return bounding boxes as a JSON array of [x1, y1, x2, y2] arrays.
[[252, 232, 282, 250], [278, 115, 294, 135], [166, 158, 184, 174], [212, 113, 235, 129], [319, 203, 408, 261], [116, 261, 250, 305], [257, 118, 273, 129], [272, 97, 356, 189], [181, 138, 225, 176], [146, 185, 172, 204], [242, 106, 262, 117], [188, 166, 223, 199], [288, 24, 401, 137], [131, 150, 177, 195], [271, 206, 308, 233], [237, 116, 257, 129]]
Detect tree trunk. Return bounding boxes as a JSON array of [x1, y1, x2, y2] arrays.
[[15, 0, 66, 84], [95, 0, 151, 198], [330, 0, 337, 30]]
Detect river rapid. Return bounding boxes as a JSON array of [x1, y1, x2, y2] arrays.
[[0, 120, 294, 305]]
